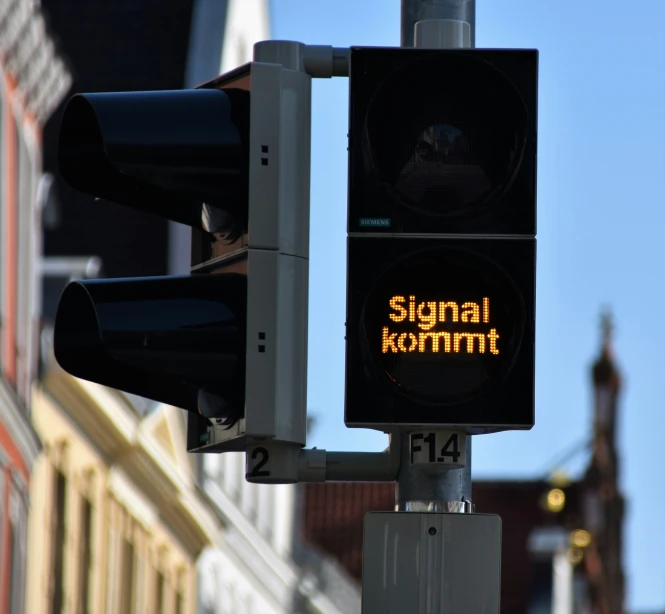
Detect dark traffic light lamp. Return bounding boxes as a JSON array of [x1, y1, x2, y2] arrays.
[[53, 60, 313, 453], [348, 48, 537, 236], [55, 273, 248, 420], [345, 47, 538, 433], [346, 237, 535, 430]]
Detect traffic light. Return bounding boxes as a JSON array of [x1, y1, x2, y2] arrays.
[[345, 47, 538, 433], [53, 61, 312, 453]]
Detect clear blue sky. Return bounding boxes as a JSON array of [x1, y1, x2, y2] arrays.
[[272, 1, 665, 610]]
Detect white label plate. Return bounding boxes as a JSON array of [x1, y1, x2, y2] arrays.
[[409, 430, 467, 467]]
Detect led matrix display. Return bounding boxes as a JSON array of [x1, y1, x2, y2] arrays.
[[382, 296, 499, 355], [359, 245, 525, 408], [345, 238, 535, 430]]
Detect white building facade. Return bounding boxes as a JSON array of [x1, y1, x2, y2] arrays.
[[198, 450, 360, 614]]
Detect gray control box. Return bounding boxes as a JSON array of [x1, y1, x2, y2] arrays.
[[362, 512, 502, 613]]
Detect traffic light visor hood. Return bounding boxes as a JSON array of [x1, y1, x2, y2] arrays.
[[53, 275, 248, 415], [58, 89, 250, 230]]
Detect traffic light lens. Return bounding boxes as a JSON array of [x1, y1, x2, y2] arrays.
[[58, 89, 250, 231], [396, 118, 491, 214], [361, 246, 525, 405], [363, 52, 528, 220], [53, 274, 248, 414]]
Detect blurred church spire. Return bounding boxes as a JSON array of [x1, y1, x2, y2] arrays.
[[583, 308, 626, 614], [592, 308, 620, 394]]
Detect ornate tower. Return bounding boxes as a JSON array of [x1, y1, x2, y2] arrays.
[[583, 311, 626, 613]]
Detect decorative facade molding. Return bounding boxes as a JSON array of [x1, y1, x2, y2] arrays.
[[39, 364, 222, 553], [27, 365, 226, 613]]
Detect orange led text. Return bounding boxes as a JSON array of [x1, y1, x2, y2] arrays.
[[382, 295, 500, 355]]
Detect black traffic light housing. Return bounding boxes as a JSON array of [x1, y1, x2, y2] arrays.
[[53, 60, 313, 453], [55, 274, 247, 419], [58, 88, 250, 231], [345, 47, 538, 433], [348, 47, 537, 235]]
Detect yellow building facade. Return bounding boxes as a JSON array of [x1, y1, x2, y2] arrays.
[[26, 361, 222, 614]]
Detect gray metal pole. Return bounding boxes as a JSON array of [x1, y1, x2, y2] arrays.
[[395, 0, 475, 512], [396, 433, 472, 510], [401, 0, 476, 48]]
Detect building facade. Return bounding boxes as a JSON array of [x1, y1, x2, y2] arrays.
[[26, 363, 221, 614], [0, 1, 71, 612], [198, 452, 361, 614]]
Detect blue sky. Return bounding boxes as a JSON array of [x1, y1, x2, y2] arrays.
[[273, 1, 665, 610]]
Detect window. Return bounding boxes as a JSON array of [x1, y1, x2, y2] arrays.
[[203, 454, 221, 483], [119, 539, 136, 614], [257, 485, 273, 542], [104, 526, 117, 614], [175, 569, 186, 614], [7, 484, 27, 614], [15, 125, 31, 402], [78, 498, 93, 614], [155, 571, 165, 614], [51, 471, 67, 614], [223, 453, 241, 501], [8, 495, 26, 614], [0, 467, 5, 562], [1, 107, 19, 384], [241, 476, 257, 521], [7, 114, 20, 387], [0, 84, 4, 363], [8, 517, 16, 612]]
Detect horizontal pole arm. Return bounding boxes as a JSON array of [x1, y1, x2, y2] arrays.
[[297, 434, 400, 482], [303, 45, 350, 78], [254, 41, 350, 78]]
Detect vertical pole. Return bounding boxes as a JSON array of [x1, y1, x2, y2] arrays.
[[395, 0, 476, 513], [401, 0, 476, 48]]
